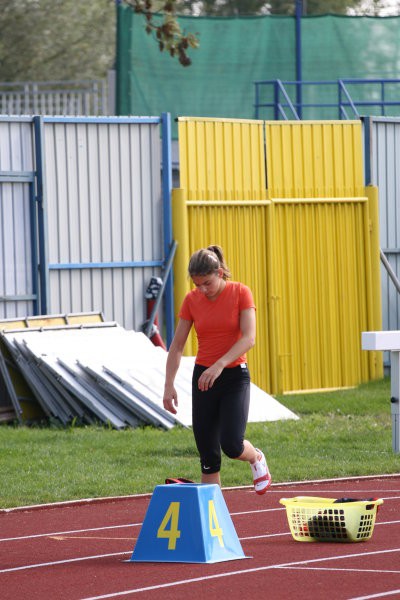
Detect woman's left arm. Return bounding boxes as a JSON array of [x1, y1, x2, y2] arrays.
[[197, 307, 256, 391]]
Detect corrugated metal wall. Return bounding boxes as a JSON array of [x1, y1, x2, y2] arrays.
[[0, 118, 36, 318], [175, 117, 382, 394], [365, 117, 400, 337], [265, 121, 365, 198], [265, 121, 381, 392], [44, 118, 163, 331], [0, 116, 168, 335], [178, 118, 267, 201]]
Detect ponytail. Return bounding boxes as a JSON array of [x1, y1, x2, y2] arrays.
[[188, 245, 231, 280]]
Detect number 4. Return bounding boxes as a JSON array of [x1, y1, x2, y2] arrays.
[[157, 501, 181, 550], [209, 500, 224, 547]]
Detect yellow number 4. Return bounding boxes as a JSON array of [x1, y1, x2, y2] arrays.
[[157, 502, 181, 550], [209, 500, 224, 547]]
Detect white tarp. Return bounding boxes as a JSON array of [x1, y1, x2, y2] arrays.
[[1, 323, 298, 428]]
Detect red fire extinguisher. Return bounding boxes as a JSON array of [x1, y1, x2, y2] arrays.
[[142, 277, 167, 350]]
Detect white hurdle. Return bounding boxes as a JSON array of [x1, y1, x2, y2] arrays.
[[362, 331, 400, 453]]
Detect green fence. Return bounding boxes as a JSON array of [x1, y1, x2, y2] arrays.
[[116, 6, 400, 136]]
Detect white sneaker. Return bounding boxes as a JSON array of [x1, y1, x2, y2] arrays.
[[250, 449, 272, 495]]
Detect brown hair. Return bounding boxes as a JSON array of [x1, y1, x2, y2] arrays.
[[188, 245, 231, 280]]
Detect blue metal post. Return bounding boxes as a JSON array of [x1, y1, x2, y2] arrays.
[[28, 181, 39, 315], [255, 83, 260, 119], [295, 0, 303, 119], [161, 112, 175, 346], [274, 81, 279, 120], [362, 116, 372, 186], [33, 116, 49, 315]]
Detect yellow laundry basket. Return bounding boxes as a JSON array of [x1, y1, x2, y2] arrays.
[[279, 496, 383, 543]]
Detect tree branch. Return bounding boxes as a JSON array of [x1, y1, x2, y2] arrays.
[[123, 0, 199, 66]]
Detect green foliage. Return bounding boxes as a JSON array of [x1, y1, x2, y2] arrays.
[[124, 1, 199, 66], [0, 0, 116, 81], [0, 377, 398, 509]]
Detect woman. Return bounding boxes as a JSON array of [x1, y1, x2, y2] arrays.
[[163, 245, 271, 494]]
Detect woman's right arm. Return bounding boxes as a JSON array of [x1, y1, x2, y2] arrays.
[[163, 318, 192, 414]]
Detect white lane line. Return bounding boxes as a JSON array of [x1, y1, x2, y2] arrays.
[[0, 523, 140, 543], [279, 566, 400, 574], [231, 507, 284, 516], [240, 532, 291, 540], [348, 590, 400, 600], [77, 547, 400, 600], [0, 552, 130, 573], [49, 536, 136, 541]]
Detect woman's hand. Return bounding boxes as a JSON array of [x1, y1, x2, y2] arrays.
[[163, 386, 178, 414], [197, 363, 223, 391]]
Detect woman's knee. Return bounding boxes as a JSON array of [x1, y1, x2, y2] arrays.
[[221, 440, 244, 460]]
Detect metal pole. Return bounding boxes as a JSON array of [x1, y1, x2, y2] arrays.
[[295, 0, 303, 119], [380, 248, 400, 295], [33, 116, 49, 315], [161, 112, 175, 346]]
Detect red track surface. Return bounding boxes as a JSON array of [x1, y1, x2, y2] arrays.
[[1, 475, 399, 600]]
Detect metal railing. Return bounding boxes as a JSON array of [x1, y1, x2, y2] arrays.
[[254, 78, 400, 120], [0, 80, 108, 116]]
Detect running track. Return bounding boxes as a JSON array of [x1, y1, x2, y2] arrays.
[[1, 475, 399, 600]]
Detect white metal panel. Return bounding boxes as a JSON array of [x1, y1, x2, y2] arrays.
[[0, 183, 33, 318], [369, 118, 400, 335], [0, 119, 35, 317], [44, 120, 163, 330], [0, 119, 35, 171]]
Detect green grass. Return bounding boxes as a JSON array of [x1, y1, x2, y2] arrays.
[[0, 377, 399, 509]]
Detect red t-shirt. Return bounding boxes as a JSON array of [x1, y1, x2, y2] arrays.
[[179, 281, 255, 368]]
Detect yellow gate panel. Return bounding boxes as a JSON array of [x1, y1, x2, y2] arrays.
[[174, 117, 383, 394], [178, 117, 267, 200], [265, 121, 365, 198], [269, 198, 374, 392]]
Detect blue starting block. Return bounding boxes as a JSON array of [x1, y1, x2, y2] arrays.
[[130, 483, 248, 563]]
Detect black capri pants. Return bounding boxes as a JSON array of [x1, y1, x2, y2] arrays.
[[192, 363, 251, 475]]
